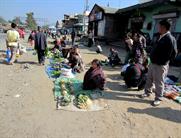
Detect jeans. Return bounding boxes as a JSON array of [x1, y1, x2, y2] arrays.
[[8, 46, 17, 64]]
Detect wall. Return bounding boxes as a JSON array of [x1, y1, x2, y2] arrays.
[[175, 14, 181, 32], [141, 4, 181, 38], [98, 18, 105, 36], [104, 15, 119, 39]]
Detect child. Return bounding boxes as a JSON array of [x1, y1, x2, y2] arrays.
[[108, 48, 121, 66], [96, 41, 103, 54]]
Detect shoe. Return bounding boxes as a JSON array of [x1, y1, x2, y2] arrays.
[[140, 93, 150, 98], [14, 59, 18, 63], [138, 87, 144, 91], [151, 100, 161, 106], [8, 62, 13, 65]]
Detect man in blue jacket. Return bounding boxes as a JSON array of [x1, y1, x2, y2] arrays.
[[141, 19, 177, 106]]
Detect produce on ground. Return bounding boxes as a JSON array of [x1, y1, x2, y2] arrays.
[[57, 80, 72, 106], [52, 70, 62, 77], [76, 94, 92, 109]]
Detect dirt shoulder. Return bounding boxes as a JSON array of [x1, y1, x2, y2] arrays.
[[0, 35, 180, 138]]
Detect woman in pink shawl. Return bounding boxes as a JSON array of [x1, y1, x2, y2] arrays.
[[83, 59, 105, 90]]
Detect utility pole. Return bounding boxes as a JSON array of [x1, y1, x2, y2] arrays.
[[83, 0, 89, 34]]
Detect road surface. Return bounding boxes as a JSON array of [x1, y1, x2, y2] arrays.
[[0, 33, 180, 138]]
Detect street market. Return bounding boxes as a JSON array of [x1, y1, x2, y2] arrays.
[[0, 0, 181, 138]]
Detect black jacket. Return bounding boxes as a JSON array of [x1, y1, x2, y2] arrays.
[[124, 63, 145, 87], [150, 32, 177, 65], [34, 32, 47, 50]]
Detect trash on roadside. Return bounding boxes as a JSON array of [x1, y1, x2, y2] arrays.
[[14, 94, 21, 98]]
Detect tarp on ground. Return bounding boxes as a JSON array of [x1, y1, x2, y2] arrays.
[[54, 77, 108, 111]]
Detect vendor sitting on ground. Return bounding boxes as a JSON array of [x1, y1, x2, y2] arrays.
[[60, 36, 66, 47], [108, 48, 121, 66], [68, 47, 84, 72], [83, 59, 105, 90], [52, 38, 61, 51], [124, 58, 149, 90]]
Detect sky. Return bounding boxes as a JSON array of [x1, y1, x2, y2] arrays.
[[0, 0, 138, 25]]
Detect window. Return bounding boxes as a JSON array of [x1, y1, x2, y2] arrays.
[[153, 18, 177, 33]]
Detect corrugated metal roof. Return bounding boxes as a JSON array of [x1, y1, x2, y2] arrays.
[[99, 6, 118, 14], [116, 0, 181, 13]]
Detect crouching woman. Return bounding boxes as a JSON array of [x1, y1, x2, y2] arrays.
[[124, 58, 149, 90], [83, 59, 105, 90]]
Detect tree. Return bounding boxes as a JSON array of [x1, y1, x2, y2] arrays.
[[26, 12, 37, 30]]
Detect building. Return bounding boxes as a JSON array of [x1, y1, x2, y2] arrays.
[[62, 14, 88, 35], [62, 14, 78, 30], [73, 14, 89, 35], [88, 4, 120, 40], [117, 0, 181, 47], [139, 0, 152, 3], [56, 20, 62, 29]]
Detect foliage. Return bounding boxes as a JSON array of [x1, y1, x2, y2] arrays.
[[26, 12, 37, 30]]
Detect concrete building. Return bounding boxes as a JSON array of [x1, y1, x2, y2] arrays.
[[62, 14, 88, 35], [117, 0, 181, 49]]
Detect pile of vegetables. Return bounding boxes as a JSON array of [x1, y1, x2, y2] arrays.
[[51, 70, 62, 77], [45, 48, 63, 60], [46, 51, 54, 58], [53, 49, 61, 59], [76, 94, 92, 109], [67, 80, 74, 94], [58, 80, 72, 106]]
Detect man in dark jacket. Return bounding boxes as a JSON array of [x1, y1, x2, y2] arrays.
[[71, 29, 75, 45], [141, 20, 177, 106], [34, 26, 47, 65]]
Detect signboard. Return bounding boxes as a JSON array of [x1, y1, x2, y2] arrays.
[[89, 12, 103, 22], [153, 12, 178, 19], [96, 12, 103, 20], [130, 16, 145, 23]]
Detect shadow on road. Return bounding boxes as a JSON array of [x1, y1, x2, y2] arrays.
[[128, 107, 181, 123], [0, 59, 7, 65], [16, 61, 38, 65], [104, 90, 152, 104]]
